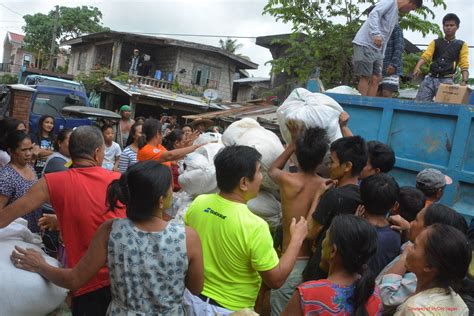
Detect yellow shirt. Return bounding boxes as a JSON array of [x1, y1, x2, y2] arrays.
[[184, 193, 279, 311], [421, 39, 470, 71]]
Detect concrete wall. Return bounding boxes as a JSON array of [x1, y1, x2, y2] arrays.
[[175, 48, 235, 101], [68, 44, 95, 76]]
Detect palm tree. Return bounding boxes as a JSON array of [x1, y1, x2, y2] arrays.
[[219, 38, 243, 54]]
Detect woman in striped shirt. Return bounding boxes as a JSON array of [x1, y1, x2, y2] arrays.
[[119, 122, 143, 173]]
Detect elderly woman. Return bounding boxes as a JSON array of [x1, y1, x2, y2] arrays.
[[395, 224, 471, 315]]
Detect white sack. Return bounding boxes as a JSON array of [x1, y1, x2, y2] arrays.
[[178, 143, 224, 196], [222, 118, 285, 191], [277, 88, 344, 143], [326, 85, 361, 95], [193, 132, 222, 146], [0, 219, 68, 316], [247, 190, 282, 229]]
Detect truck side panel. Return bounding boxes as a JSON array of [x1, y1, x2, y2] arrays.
[[327, 93, 474, 219]]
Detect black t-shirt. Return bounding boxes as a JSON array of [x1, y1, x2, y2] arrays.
[[30, 134, 55, 177], [303, 184, 362, 281]]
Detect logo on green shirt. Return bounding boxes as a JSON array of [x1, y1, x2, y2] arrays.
[[203, 207, 227, 220]]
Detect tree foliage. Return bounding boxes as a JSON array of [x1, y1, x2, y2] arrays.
[[219, 38, 244, 54], [263, 0, 447, 87], [22, 6, 108, 59]]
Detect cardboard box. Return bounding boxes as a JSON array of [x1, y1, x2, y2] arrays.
[[435, 84, 472, 104]]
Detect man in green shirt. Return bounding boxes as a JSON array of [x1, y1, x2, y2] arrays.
[[184, 145, 308, 315]]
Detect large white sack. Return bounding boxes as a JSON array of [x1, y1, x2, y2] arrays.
[[247, 190, 282, 229], [178, 143, 224, 196], [326, 85, 361, 95], [222, 118, 285, 191], [193, 132, 223, 146], [277, 88, 344, 143], [0, 219, 68, 316]]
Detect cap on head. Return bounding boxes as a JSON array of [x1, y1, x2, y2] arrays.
[[416, 168, 452, 190], [120, 105, 131, 113]]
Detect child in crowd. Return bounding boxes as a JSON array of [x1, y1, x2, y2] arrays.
[[416, 168, 452, 206], [12, 161, 204, 315], [304, 136, 368, 281], [393, 186, 426, 222], [359, 140, 396, 179], [268, 124, 332, 315], [283, 215, 383, 315], [359, 173, 401, 276], [101, 124, 121, 171], [30, 115, 56, 177]]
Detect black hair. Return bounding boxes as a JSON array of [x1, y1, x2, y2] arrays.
[[0, 118, 26, 151], [443, 13, 460, 27], [329, 215, 378, 316], [101, 124, 114, 133], [163, 129, 184, 150], [398, 186, 426, 222], [135, 116, 146, 123], [138, 119, 162, 149], [295, 127, 329, 172], [182, 124, 193, 132], [367, 141, 395, 173], [411, 0, 423, 9], [424, 224, 471, 291], [107, 161, 172, 220], [424, 204, 468, 234], [37, 115, 55, 139], [330, 136, 368, 176], [5, 130, 31, 152], [125, 122, 143, 147], [53, 128, 73, 151], [360, 173, 400, 215], [69, 126, 104, 161], [214, 145, 262, 193]]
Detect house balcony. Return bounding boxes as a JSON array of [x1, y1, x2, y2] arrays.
[[0, 63, 12, 73]]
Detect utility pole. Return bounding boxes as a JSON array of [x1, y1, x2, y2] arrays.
[[48, 5, 59, 71]]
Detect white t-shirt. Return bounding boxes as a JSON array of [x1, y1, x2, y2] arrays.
[[102, 142, 122, 170]]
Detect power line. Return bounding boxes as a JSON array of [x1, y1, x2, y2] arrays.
[[0, 3, 24, 16], [127, 31, 257, 39]]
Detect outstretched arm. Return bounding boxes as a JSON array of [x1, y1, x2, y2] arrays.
[[0, 178, 49, 229], [268, 121, 302, 184], [11, 219, 113, 291]]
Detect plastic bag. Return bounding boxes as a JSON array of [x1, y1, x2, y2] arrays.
[[222, 118, 285, 191], [247, 190, 282, 228], [0, 219, 68, 316], [277, 88, 344, 143], [326, 85, 361, 95]]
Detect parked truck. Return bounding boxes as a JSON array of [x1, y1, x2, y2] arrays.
[[325, 92, 474, 218]]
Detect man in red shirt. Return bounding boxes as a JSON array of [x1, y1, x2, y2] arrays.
[[0, 126, 126, 316]]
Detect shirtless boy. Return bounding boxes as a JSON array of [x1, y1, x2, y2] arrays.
[[268, 124, 332, 315]]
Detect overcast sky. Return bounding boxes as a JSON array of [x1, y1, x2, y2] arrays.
[[1, 0, 473, 80]]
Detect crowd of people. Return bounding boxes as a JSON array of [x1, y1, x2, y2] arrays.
[[0, 106, 473, 316]]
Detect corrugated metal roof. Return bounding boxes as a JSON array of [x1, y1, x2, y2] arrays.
[[233, 77, 270, 83], [105, 77, 224, 110]]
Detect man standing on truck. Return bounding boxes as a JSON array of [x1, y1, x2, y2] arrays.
[[352, 0, 422, 96], [414, 13, 470, 102], [379, 24, 404, 98]]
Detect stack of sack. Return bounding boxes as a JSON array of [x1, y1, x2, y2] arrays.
[[222, 118, 284, 228], [277, 88, 344, 143], [0, 218, 67, 316], [173, 133, 225, 220]]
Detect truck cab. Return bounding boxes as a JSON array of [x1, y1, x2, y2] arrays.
[[28, 85, 93, 134], [23, 75, 87, 94]]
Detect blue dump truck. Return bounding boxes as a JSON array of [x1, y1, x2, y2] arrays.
[[326, 93, 474, 218]]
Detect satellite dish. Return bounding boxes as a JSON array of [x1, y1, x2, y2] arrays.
[[203, 89, 219, 102]]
